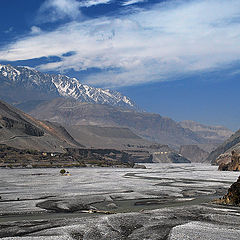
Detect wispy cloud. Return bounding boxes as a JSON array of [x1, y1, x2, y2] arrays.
[[36, 0, 82, 23], [122, 0, 146, 6], [80, 0, 112, 7], [1, 0, 240, 87], [30, 26, 42, 35], [4, 27, 14, 34]]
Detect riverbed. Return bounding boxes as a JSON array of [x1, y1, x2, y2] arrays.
[[0, 163, 240, 239]]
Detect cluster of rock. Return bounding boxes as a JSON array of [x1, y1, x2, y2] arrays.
[[218, 151, 240, 171], [203, 125, 240, 171], [206, 128, 239, 166], [214, 176, 240, 206]]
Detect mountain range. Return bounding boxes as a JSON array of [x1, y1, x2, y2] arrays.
[[0, 99, 190, 165], [28, 98, 232, 152], [0, 64, 136, 110], [179, 120, 233, 144], [0, 64, 234, 164]]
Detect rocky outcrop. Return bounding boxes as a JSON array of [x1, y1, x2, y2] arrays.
[[214, 176, 240, 206], [1, 116, 44, 137], [215, 153, 231, 168], [206, 128, 240, 165], [179, 145, 209, 163], [218, 151, 240, 171], [0, 99, 83, 152]]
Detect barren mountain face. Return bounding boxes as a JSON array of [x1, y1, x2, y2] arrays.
[[0, 100, 82, 152]]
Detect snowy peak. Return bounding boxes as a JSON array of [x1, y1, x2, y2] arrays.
[[50, 73, 135, 108], [0, 64, 21, 81], [0, 64, 136, 109]]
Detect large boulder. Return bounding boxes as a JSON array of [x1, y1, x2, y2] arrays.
[[214, 176, 240, 206], [218, 151, 240, 171]]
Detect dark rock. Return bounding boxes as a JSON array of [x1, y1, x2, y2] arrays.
[[24, 123, 44, 136], [215, 176, 240, 206], [206, 129, 239, 165], [133, 164, 147, 169], [218, 162, 230, 171]]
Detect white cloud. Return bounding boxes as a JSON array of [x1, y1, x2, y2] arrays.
[[30, 26, 42, 35], [37, 0, 82, 23], [1, 0, 240, 87], [122, 0, 145, 6], [80, 0, 112, 7]]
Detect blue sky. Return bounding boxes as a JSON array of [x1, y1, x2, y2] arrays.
[[0, 0, 240, 130]]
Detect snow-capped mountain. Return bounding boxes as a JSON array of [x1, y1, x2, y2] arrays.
[[0, 64, 136, 109]]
